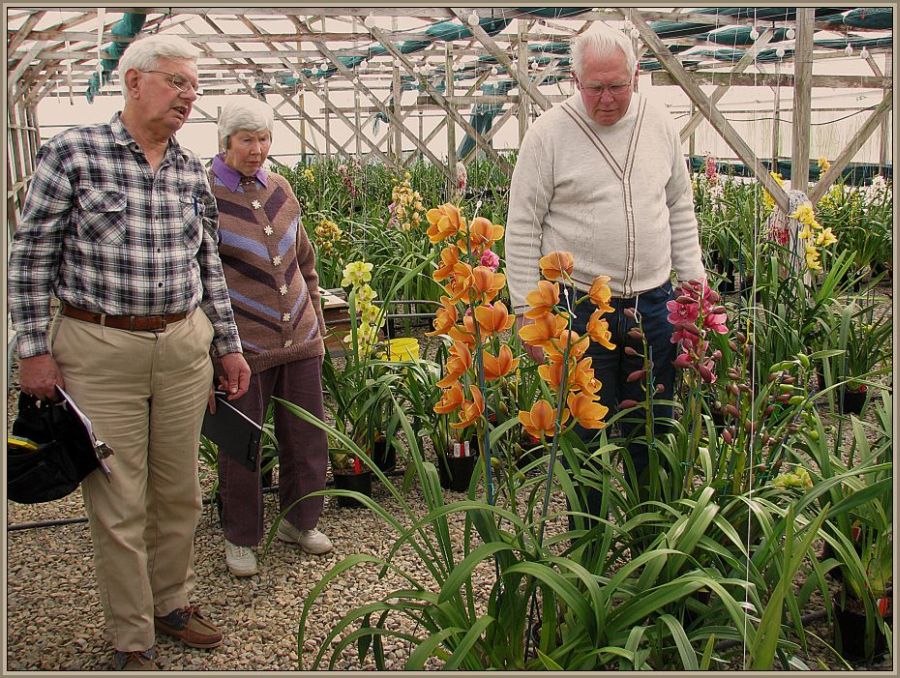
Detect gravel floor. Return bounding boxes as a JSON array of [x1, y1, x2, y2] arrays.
[[6, 465, 497, 671]]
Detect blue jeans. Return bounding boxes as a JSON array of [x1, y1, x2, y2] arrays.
[[566, 281, 677, 512]]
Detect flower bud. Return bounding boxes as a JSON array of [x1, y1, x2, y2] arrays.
[[724, 404, 740, 418], [626, 369, 647, 383], [710, 350, 723, 361], [627, 328, 644, 341], [619, 399, 641, 409], [764, 404, 775, 415], [656, 383, 665, 394], [624, 346, 641, 357], [623, 307, 636, 320], [673, 353, 693, 369], [722, 428, 733, 444]]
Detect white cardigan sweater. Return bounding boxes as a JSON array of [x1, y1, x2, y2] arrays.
[[505, 91, 705, 311]]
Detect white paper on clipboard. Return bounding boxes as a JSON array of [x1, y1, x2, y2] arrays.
[[55, 385, 114, 478]]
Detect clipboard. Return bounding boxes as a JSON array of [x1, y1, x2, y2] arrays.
[[201, 393, 262, 472]]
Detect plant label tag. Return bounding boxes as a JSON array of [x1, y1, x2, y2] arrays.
[[453, 441, 470, 458]]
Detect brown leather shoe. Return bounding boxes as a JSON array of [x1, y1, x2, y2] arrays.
[[154, 605, 223, 649], [114, 649, 158, 671]]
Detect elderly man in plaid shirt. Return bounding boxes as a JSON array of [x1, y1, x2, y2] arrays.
[[8, 34, 251, 671]]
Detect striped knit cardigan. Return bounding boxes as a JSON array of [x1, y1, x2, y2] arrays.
[[211, 170, 326, 373]]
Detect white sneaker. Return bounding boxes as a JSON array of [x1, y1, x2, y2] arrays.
[[276, 521, 333, 555], [224, 539, 258, 577]]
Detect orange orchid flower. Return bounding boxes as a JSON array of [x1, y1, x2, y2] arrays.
[[571, 357, 602, 395], [426, 296, 458, 336], [538, 251, 574, 281], [448, 315, 476, 347], [483, 344, 520, 381], [586, 310, 616, 350], [436, 341, 473, 387], [433, 245, 460, 282], [567, 392, 608, 429], [518, 399, 568, 439], [451, 385, 486, 430], [474, 301, 515, 337], [445, 262, 475, 302], [465, 216, 505, 252], [537, 359, 568, 391], [434, 381, 465, 415], [546, 329, 588, 361], [471, 266, 507, 303], [518, 312, 567, 348], [524, 280, 560, 319], [426, 203, 465, 244], [588, 275, 614, 314]]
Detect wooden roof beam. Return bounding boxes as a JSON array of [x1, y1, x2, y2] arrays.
[[289, 17, 451, 178], [368, 23, 513, 175], [630, 9, 790, 212], [808, 90, 892, 204], [449, 8, 551, 112], [679, 28, 775, 142]]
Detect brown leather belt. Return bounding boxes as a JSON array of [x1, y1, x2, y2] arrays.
[[60, 303, 188, 332]]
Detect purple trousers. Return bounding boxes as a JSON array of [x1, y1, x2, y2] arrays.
[[218, 356, 328, 546]]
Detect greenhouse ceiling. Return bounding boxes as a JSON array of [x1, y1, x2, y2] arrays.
[[6, 6, 894, 106]]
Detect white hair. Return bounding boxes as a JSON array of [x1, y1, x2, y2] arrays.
[[118, 34, 200, 100], [217, 97, 275, 151], [571, 22, 637, 79]]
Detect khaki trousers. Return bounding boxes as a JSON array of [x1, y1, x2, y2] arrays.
[[50, 307, 214, 652]]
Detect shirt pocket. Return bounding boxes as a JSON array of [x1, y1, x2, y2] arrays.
[[180, 191, 205, 250], [74, 189, 127, 244]]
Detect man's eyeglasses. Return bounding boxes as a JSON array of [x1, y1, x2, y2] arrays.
[[143, 70, 203, 96], [579, 82, 632, 97]]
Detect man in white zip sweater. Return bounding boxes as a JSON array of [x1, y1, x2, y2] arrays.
[[506, 23, 706, 505]]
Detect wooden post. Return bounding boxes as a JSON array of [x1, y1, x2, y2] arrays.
[[354, 83, 362, 161], [517, 19, 528, 144], [791, 8, 814, 192], [393, 64, 402, 164], [323, 78, 331, 158], [445, 43, 456, 175], [771, 80, 782, 168], [688, 101, 695, 158], [879, 54, 892, 169]]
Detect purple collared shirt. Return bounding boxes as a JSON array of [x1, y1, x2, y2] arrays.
[[211, 153, 268, 192]]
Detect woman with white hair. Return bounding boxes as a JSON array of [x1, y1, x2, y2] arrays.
[[209, 97, 332, 577]]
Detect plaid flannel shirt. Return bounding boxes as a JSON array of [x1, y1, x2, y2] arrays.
[[8, 113, 242, 359]]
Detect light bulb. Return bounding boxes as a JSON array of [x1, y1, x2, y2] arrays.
[[860, 46, 870, 59], [360, 60, 368, 72], [786, 27, 796, 40], [844, 43, 854, 56], [776, 46, 786, 58], [530, 60, 539, 70], [749, 28, 760, 41], [467, 12, 479, 27], [623, 19, 633, 30], [363, 14, 375, 29], [490, 66, 498, 76]]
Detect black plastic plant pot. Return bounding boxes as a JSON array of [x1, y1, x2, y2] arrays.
[[372, 438, 397, 473], [841, 387, 867, 415], [334, 471, 372, 508], [438, 453, 477, 492], [833, 593, 891, 662]]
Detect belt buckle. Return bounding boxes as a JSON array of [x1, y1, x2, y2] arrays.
[[148, 318, 167, 333]]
